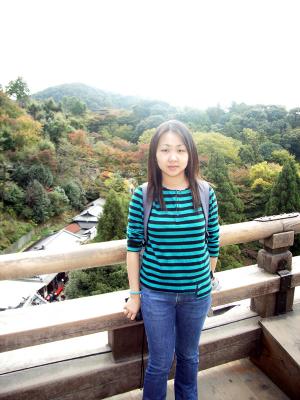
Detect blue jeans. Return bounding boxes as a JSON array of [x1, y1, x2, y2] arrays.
[[141, 286, 211, 400]]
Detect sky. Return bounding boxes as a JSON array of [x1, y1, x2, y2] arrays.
[[1, 0, 300, 110]]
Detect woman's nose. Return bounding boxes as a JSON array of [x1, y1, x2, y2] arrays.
[[168, 152, 178, 161]]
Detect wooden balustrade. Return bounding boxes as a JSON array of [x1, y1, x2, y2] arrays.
[[1, 257, 299, 354], [1, 214, 300, 399], [0, 214, 300, 281]]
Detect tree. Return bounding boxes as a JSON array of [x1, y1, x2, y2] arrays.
[[62, 96, 87, 116], [3, 182, 25, 214], [103, 172, 127, 193], [248, 162, 282, 217], [65, 189, 128, 299], [194, 131, 242, 165], [26, 179, 51, 223], [0, 129, 14, 151], [43, 114, 69, 144], [241, 128, 263, 163], [206, 152, 244, 223], [133, 115, 165, 143], [5, 77, 30, 107], [63, 180, 86, 210], [287, 107, 300, 129], [281, 128, 300, 160], [27, 100, 42, 120], [96, 189, 126, 241], [271, 149, 293, 165], [266, 159, 300, 215], [28, 164, 53, 187], [258, 142, 282, 161], [48, 187, 70, 216], [238, 144, 256, 165], [11, 163, 53, 188]]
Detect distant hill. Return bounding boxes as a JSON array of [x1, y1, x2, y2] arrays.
[[32, 83, 142, 111]]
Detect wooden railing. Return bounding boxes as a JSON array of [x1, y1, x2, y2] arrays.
[[1, 213, 300, 280], [0, 213, 300, 399]]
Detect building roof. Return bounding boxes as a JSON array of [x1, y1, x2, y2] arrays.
[[0, 230, 84, 310], [35, 230, 84, 251], [0, 279, 46, 310], [64, 223, 81, 234], [72, 198, 104, 224]]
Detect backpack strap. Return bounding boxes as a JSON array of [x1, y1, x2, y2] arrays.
[[198, 180, 210, 240], [141, 182, 151, 244]]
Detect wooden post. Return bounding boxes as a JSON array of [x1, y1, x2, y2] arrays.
[[108, 324, 148, 362], [251, 231, 295, 317]]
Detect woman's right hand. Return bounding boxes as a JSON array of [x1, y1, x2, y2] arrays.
[[123, 296, 141, 320]]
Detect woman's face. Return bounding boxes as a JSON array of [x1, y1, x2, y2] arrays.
[[156, 131, 189, 180]]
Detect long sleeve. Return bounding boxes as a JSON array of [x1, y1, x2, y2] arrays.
[[127, 186, 144, 252], [207, 187, 220, 257]]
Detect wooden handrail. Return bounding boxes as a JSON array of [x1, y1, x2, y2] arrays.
[[0, 214, 300, 281], [1, 257, 299, 353]]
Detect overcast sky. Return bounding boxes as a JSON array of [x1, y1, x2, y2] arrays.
[[1, 0, 299, 110]]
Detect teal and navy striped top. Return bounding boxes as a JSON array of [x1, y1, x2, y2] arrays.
[[127, 185, 220, 298]]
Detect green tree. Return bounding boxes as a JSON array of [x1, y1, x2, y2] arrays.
[[258, 142, 282, 161], [194, 131, 242, 165], [104, 172, 127, 193], [266, 159, 300, 215], [3, 182, 25, 213], [287, 107, 300, 129], [5, 77, 30, 107], [270, 149, 293, 165], [63, 180, 86, 210], [11, 163, 53, 188], [48, 186, 70, 216], [28, 164, 53, 187], [62, 96, 87, 116], [26, 179, 51, 223], [247, 161, 282, 218], [65, 189, 128, 299], [0, 129, 14, 151], [206, 152, 244, 223], [27, 100, 42, 120], [217, 245, 243, 271], [238, 144, 256, 165], [44, 114, 69, 144], [281, 128, 300, 160], [96, 189, 126, 241]]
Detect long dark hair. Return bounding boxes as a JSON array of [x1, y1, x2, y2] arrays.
[[148, 120, 202, 210]]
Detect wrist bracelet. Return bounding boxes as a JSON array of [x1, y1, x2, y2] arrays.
[[130, 290, 141, 295]]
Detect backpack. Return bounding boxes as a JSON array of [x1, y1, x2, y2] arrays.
[[141, 180, 210, 244]]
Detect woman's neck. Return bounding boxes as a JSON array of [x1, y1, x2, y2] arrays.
[[162, 176, 189, 190]]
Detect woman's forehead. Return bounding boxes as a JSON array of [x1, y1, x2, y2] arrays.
[[158, 131, 185, 146]]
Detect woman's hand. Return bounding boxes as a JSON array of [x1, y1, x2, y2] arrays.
[[123, 296, 141, 320]]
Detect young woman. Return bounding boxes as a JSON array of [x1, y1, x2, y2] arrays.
[[124, 120, 220, 400]]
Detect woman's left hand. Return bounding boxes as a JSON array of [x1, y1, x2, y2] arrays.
[[123, 296, 141, 320]]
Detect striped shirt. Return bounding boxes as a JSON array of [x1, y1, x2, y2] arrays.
[[127, 185, 220, 298]]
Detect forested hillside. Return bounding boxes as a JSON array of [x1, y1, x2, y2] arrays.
[[1, 78, 300, 276]]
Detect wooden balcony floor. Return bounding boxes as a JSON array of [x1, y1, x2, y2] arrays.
[[106, 358, 289, 400]]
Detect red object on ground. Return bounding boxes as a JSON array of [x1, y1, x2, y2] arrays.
[[54, 286, 64, 296]]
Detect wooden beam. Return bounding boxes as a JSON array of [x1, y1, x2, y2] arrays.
[[0, 257, 300, 351], [0, 215, 300, 281], [251, 305, 300, 400], [1, 260, 300, 352], [0, 240, 127, 280], [0, 317, 261, 400]]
